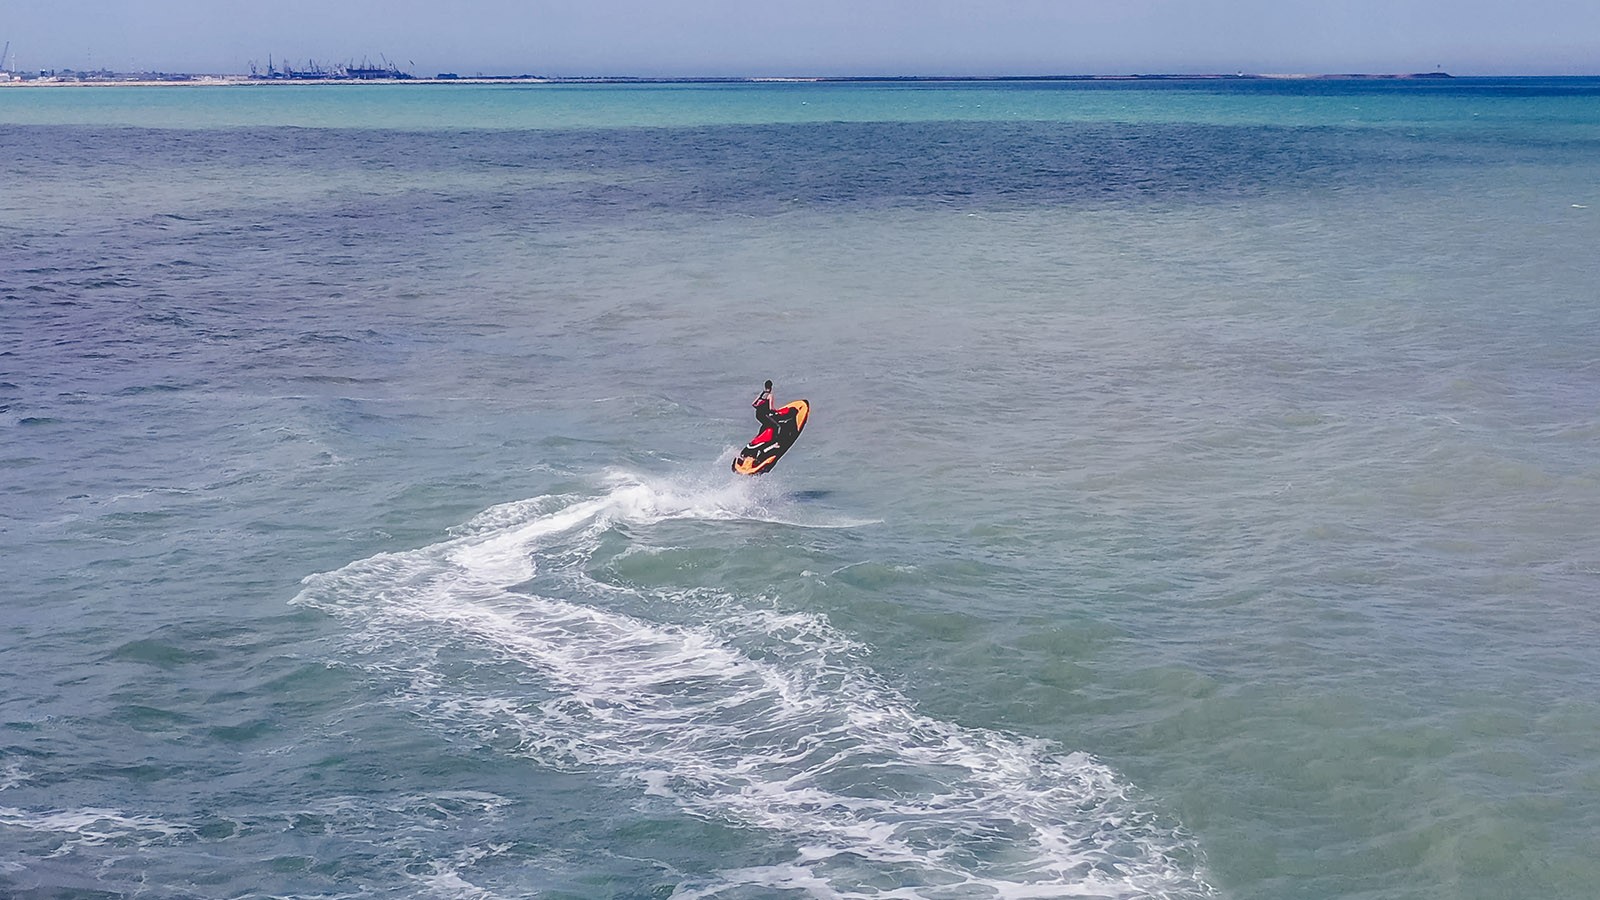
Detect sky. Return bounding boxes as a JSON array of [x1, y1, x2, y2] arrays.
[[4, 0, 1599, 77]]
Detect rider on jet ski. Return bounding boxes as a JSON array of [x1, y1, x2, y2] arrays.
[[753, 380, 780, 442]]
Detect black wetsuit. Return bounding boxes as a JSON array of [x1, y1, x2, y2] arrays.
[[753, 390, 780, 440]]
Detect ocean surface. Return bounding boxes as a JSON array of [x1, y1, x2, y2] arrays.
[[3, 78, 1598, 899]]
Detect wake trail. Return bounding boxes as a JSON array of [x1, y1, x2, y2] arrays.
[[293, 470, 1214, 899]]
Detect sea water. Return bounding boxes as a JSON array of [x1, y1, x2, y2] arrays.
[[3, 79, 1599, 899]]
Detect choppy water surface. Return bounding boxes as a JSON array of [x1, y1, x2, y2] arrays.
[[3, 79, 1599, 899]]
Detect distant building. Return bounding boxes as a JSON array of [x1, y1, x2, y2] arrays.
[[346, 65, 412, 80]]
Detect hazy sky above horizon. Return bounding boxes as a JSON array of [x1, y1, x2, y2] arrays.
[[4, 1, 1599, 77]]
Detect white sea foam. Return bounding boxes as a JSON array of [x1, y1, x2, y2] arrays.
[[294, 473, 1213, 898], [0, 805, 190, 856], [0, 763, 27, 792], [409, 842, 513, 900]]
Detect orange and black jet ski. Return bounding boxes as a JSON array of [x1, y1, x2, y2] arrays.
[[733, 400, 810, 476]]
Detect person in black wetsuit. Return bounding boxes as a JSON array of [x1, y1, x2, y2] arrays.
[[753, 380, 781, 441]]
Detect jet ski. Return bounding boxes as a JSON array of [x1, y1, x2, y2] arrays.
[[733, 400, 810, 476]]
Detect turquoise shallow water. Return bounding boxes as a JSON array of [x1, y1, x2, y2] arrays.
[[3, 80, 1600, 899]]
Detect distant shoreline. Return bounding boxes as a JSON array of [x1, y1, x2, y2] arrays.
[[0, 72, 1471, 88]]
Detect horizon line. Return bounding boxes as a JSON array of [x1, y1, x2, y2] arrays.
[[9, 68, 1600, 85]]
